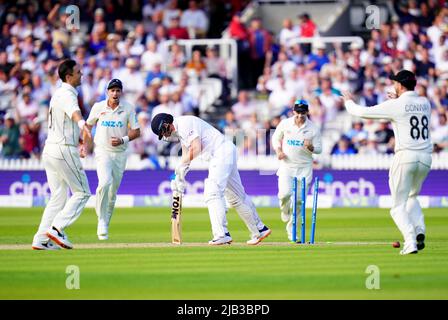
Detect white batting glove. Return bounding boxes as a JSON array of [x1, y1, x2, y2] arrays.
[[170, 177, 186, 194], [175, 163, 190, 181]]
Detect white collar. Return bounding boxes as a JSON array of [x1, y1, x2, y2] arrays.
[[105, 99, 122, 111], [61, 82, 78, 96], [293, 116, 308, 129], [399, 91, 417, 98]]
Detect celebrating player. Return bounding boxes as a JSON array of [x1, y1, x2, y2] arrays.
[[150, 113, 271, 245], [32, 59, 92, 250], [271, 99, 322, 241], [85, 79, 140, 240], [342, 70, 432, 255]]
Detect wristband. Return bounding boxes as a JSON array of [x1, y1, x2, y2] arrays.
[[121, 136, 130, 144], [77, 119, 86, 130]]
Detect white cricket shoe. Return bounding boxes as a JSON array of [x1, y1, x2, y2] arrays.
[[97, 224, 109, 241], [399, 242, 418, 255], [247, 226, 272, 245], [208, 234, 232, 245], [96, 222, 109, 240], [281, 209, 291, 223], [32, 239, 61, 250], [98, 234, 109, 241], [47, 227, 73, 249]]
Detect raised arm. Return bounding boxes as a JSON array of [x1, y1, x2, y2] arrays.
[[342, 91, 395, 120]]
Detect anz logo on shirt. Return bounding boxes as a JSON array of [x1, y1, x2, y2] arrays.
[[101, 120, 124, 128], [286, 139, 304, 147]]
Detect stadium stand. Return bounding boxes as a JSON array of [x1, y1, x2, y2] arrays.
[[0, 0, 447, 171]]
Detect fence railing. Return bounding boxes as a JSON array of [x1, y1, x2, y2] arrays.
[[286, 36, 364, 48]]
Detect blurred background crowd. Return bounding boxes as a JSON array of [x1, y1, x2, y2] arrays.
[[0, 0, 447, 165]]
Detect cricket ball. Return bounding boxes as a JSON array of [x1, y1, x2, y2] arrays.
[[392, 241, 400, 248]]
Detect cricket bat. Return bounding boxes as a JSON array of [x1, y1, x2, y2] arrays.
[[171, 191, 182, 244]]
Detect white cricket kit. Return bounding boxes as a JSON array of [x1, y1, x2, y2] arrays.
[[345, 91, 432, 246], [172, 116, 267, 239], [271, 117, 322, 237], [33, 82, 91, 244], [87, 99, 139, 236]]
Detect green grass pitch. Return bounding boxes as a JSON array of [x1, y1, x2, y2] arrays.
[[0, 207, 447, 299]]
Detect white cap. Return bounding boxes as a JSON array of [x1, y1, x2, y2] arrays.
[[314, 41, 325, 50], [364, 82, 375, 90], [382, 56, 392, 64], [95, 8, 105, 16], [158, 86, 170, 96], [137, 112, 150, 121], [350, 42, 363, 50], [150, 78, 162, 86], [358, 131, 368, 140], [125, 58, 137, 68], [107, 33, 119, 41]]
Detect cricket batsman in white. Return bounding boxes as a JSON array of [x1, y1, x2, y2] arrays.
[[271, 99, 322, 241], [150, 113, 271, 245], [342, 70, 432, 255], [32, 59, 92, 250], [85, 79, 140, 240]]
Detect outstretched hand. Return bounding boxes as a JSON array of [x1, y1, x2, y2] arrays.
[[341, 91, 354, 102]]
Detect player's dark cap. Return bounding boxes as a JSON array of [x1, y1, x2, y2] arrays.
[[107, 78, 123, 90], [151, 113, 174, 140], [389, 70, 416, 90], [293, 99, 309, 113]]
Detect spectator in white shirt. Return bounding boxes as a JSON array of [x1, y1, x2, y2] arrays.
[[141, 40, 163, 72], [231, 90, 257, 126], [31, 75, 51, 105], [317, 77, 343, 123], [285, 67, 305, 98], [268, 76, 296, 117], [142, 0, 165, 21], [117, 58, 145, 105], [279, 18, 298, 47], [81, 73, 98, 108], [271, 51, 296, 79], [180, 0, 209, 38], [436, 48, 448, 79], [22, 53, 38, 72], [166, 41, 186, 73], [163, 0, 182, 28], [16, 93, 39, 122], [151, 89, 182, 118], [427, 14, 444, 47], [131, 112, 159, 157]]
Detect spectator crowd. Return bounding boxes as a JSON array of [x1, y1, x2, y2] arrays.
[[1, 0, 448, 165]]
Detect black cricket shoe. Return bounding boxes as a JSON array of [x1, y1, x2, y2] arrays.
[[416, 233, 425, 251]]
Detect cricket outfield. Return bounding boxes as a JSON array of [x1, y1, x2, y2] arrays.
[[0, 207, 447, 299]]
